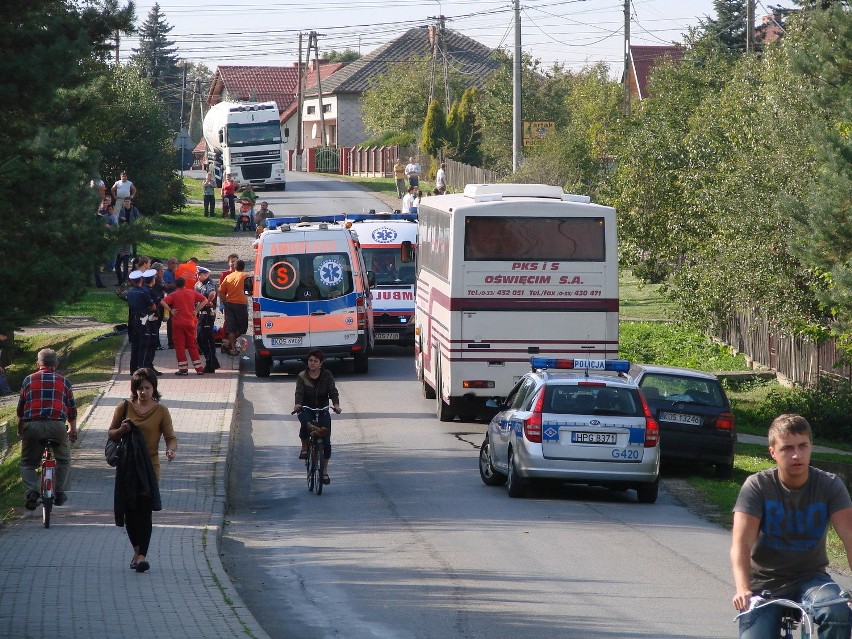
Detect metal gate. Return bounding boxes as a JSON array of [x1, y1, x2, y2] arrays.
[[315, 147, 340, 173]]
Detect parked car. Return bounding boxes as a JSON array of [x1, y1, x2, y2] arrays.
[[479, 358, 661, 503], [628, 364, 735, 479]]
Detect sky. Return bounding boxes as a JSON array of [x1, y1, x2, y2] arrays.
[[121, 0, 792, 76]]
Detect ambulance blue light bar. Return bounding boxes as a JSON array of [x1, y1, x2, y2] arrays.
[[266, 215, 344, 229], [346, 213, 417, 223], [530, 357, 630, 373]]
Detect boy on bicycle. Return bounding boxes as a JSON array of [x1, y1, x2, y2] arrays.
[[731, 413, 852, 638], [293, 349, 341, 484]]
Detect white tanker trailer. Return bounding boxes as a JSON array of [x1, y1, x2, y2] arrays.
[[202, 101, 287, 189]]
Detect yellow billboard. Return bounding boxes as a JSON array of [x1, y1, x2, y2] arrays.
[[523, 121, 555, 146]]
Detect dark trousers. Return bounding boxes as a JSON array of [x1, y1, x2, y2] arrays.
[[115, 254, 130, 285], [203, 194, 216, 217], [130, 317, 156, 373], [124, 494, 153, 557], [144, 320, 161, 368], [197, 313, 219, 371]]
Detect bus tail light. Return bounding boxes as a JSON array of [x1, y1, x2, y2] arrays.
[[462, 380, 495, 389], [252, 302, 262, 335], [523, 389, 545, 443], [716, 412, 735, 431], [637, 392, 660, 448]]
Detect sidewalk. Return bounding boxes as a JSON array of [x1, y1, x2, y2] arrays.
[[0, 341, 270, 639]]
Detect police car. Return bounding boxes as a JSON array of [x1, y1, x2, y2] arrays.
[[479, 358, 661, 502]]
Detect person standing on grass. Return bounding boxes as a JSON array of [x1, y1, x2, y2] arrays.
[[731, 413, 852, 639], [221, 173, 237, 219], [109, 367, 177, 574], [202, 173, 216, 217], [17, 348, 77, 510], [160, 277, 207, 375], [404, 156, 421, 188], [393, 158, 406, 198]]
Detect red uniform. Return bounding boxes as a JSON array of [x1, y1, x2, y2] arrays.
[[163, 288, 207, 372]]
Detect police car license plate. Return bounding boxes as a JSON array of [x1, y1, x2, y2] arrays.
[[271, 337, 302, 346], [659, 411, 702, 426], [571, 432, 616, 444]]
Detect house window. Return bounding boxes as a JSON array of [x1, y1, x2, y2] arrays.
[[322, 104, 332, 113], [306, 105, 316, 115]]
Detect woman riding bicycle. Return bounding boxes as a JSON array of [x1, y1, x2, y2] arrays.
[[294, 349, 341, 485]]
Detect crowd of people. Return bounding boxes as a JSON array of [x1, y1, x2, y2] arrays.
[[119, 252, 248, 376], [395, 156, 447, 214]]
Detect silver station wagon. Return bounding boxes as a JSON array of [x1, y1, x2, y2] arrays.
[[479, 358, 661, 503]]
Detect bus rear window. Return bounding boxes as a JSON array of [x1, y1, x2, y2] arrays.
[[464, 216, 605, 261]]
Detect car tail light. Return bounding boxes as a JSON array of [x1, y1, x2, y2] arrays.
[[356, 295, 366, 330], [637, 392, 660, 448], [252, 302, 262, 335], [716, 412, 735, 430], [523, 389, 544, 443]]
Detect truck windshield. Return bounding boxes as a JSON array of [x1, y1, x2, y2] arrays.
[[227, 121, 281, 146]]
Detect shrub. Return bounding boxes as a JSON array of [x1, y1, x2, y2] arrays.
[[759, 377, 852, 443]]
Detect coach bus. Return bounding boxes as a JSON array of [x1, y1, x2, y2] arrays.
[[414, 183, 619, 421]]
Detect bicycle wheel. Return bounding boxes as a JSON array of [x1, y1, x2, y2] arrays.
[[315, 440, 323, 496], [307, 439, 316, 492], [41, 463, 54, 528]]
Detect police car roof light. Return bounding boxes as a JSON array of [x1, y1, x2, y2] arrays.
[[529, 357, 630, 373]]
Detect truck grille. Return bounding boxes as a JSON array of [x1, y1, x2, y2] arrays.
[[242, 164, 272, 180]]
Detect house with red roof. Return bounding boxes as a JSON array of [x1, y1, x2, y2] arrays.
[[206, 62, 345, 152], [624, 44, 683, 101]]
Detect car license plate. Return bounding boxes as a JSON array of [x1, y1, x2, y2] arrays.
[[659, 411, 702, 426], [271, 337, 302, 346], [375, 332, 399, 340], [571, 432, 617, 444]]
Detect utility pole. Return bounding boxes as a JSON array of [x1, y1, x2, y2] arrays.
[[309, 31, 328, 148], [115, 30, 120, 65], [440, 15, 450, 112], [623, 0, 631, 115], [745, 0, 755, 53], [512, 0, 522, 173], [296, 32, 304, 161]]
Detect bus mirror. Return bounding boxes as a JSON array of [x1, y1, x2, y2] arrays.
[[367, 271, 376, 288], [401, 241, 414, 263]]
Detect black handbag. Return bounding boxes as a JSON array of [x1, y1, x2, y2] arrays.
[[105, 400, 129, 467]]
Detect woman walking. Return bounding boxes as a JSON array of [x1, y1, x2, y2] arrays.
[[108, 368, 177, 573]]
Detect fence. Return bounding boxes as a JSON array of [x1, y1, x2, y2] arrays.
[[445, 158, 506, 193], [712, 309, 851, 386]]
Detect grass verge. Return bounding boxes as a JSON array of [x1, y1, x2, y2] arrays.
[[0, 329, 116, 524]]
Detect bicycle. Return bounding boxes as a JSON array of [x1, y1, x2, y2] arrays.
[[37, 438, 61, 528], [293, 405, 331, 496], [735, 587, 852, 638]]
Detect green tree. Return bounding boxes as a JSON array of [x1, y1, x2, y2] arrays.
[[361, 55, 466, 140], [448, 87, 482, 166], [0, 0, 134, 333], [421, 100, 447, 159], [324, 49, 361, 63], [130, 3, 182, 128], [783, 6, 852, 333], [77, 65, 184, 217], [697, 0, 749, 52]]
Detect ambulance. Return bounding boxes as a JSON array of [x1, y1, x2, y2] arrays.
[[251, 216, 375, 377], [345, 212, 417, 347]]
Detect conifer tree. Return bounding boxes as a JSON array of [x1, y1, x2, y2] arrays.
[[130, 3, 182, 127], [421, 100, 447, 160]]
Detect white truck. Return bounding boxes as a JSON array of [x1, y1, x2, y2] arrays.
[[202, 101, 287, 190]]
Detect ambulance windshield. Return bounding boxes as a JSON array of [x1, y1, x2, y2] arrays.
[[262, 253, 354, 302]]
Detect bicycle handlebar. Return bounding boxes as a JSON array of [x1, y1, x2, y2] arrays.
[[734, 588, 852, 634], [291, 405, 333, 415]]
